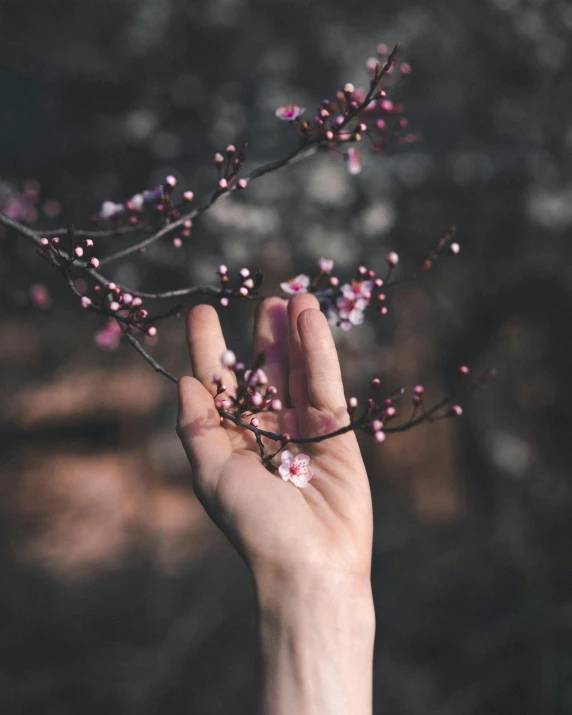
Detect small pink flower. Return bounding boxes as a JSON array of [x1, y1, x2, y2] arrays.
[[30, 284, 51, 310], [280, 274, 310, 295], [337, 292, 368, 327], [275, 104, 305, 121], [318, 257, 334, 273], [95, 319, 122, 350], [278, 450, 313, 488], [346, 149, 362, 175]]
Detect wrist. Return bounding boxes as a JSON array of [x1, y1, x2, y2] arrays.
[[254, 568, 375, 715]]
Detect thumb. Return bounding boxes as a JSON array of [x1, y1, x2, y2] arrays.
[[177, 376, 232, 485]]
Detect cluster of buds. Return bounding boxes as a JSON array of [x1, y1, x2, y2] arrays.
[[92, 176, 195, 245], [213, 144, 248, 193], [216, 264, 263, 306], [83, 283, 157, 336], [37, 228, 98, 268], [275, 43, 414, 175], [213, 350, 284, 420], [0, 179, 61, 228], [280, 253, 402, 330]]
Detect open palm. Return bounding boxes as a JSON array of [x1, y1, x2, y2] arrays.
[[177, 293, 373, 581]]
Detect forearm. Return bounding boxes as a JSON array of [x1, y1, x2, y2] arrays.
[[255, 568, 376, 715]]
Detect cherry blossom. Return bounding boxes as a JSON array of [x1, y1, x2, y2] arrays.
[[278, 451, 313, 488], [280, 274, 310, 295], [275, 104, 305, 121]]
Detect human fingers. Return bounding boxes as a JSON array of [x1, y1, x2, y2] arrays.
[[186, 304, 237, 395], [297, 307, 347, 416], [177, 376, 232, 489], [252, 297, 289, 399], [287, 293, 320, 409]]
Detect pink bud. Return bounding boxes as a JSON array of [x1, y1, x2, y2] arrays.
[[218, 264, 228, 275], [450, 405, 463, 417], [267, 385, 278, 395], [221, 350, 236, 368], [326, 130, 334, 140], [379, 306, 388, 315], [220, 399, 231, 410], [251, 392, 263, 407], [413, 385, 424, 396], [147, 326, 157, 337], [400, 62, 412, 75], [459, 365, 470, 375], [250, 417, 260, 427], [330, 276, 339, 287], [450, 242, 460, 254], [271, 398, 283, 411], [184, 191, 194, 201], [226, 144, 236, 154], [89, 257, 100, 268], [132, 297, 142, 307], [243, 278, 254, 289], [74, 246, 84, 258], [220, 297, 229, 307], [183, 219, 192, 228], [138, 309, 148, 318], [371, 378, 381, 389], [239, 267, 250, 278], [214, 153, 224, 165], [344, 82, 355, 93], [372, 419, 383, 431], [239, 286, 248, 296], [172, 237, 183, 248], [386, 251, 399, 265], [348, 397, 358, 408], [374, 278, 383, 287], [385, 406, 397, 417], [81, 296, 92, 308], [52, 237, 60, 246], [237, 178, 248, 189], [358, 265, 367, 275], [218, 178, 228, 189], [374, 430, 386, 443], [85, 239, 94, 248], [122, 293, 133, 306], [107, 282, 116, 291], [165, 175, 177, 187], [109, 301, 120, 312], [40, 237, 49, 246]]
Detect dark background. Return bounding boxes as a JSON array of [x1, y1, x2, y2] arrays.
[[1, 0, 571, 712]]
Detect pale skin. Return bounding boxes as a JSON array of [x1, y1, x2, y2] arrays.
[[177, 293, 375, 715]]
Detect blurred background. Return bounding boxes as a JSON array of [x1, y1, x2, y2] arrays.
[[1, 0, 571, 712]]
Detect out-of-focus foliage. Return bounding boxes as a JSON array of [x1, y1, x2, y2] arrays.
[[1, 0, 571, 712]]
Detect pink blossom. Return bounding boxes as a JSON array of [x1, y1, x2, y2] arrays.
[[346, 149, 362, 175], [95, 319, 122, 350], [280, 274, 310, 295], [275, 104, 305, 121], [99, 201, 124, 220], [30, 284, 51, 310], [318, 257, 334, 273], [278, 450, 313, 488]]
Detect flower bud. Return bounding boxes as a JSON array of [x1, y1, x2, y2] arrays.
[[221, 350, 236, 368], [214, 153, 224, 165], [74, 247, 84, 258], [89, 257, 100, 268], [220, 297, 229, 307], [218, 178, 228, 189], [237, 178, 248, 189], [250, 417, 260, 427], [81, 296, 92, 308], [183, 191, 194, 201], [271, 398, 283, 411], [450, 242, 460, 254], [147, 326, 157, 337], [165, 175, 177, 188], [386, 251, 399, 266]]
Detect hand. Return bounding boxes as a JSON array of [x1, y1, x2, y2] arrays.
[[177, 293, 376, 715], [177, 293, 373, 584]]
